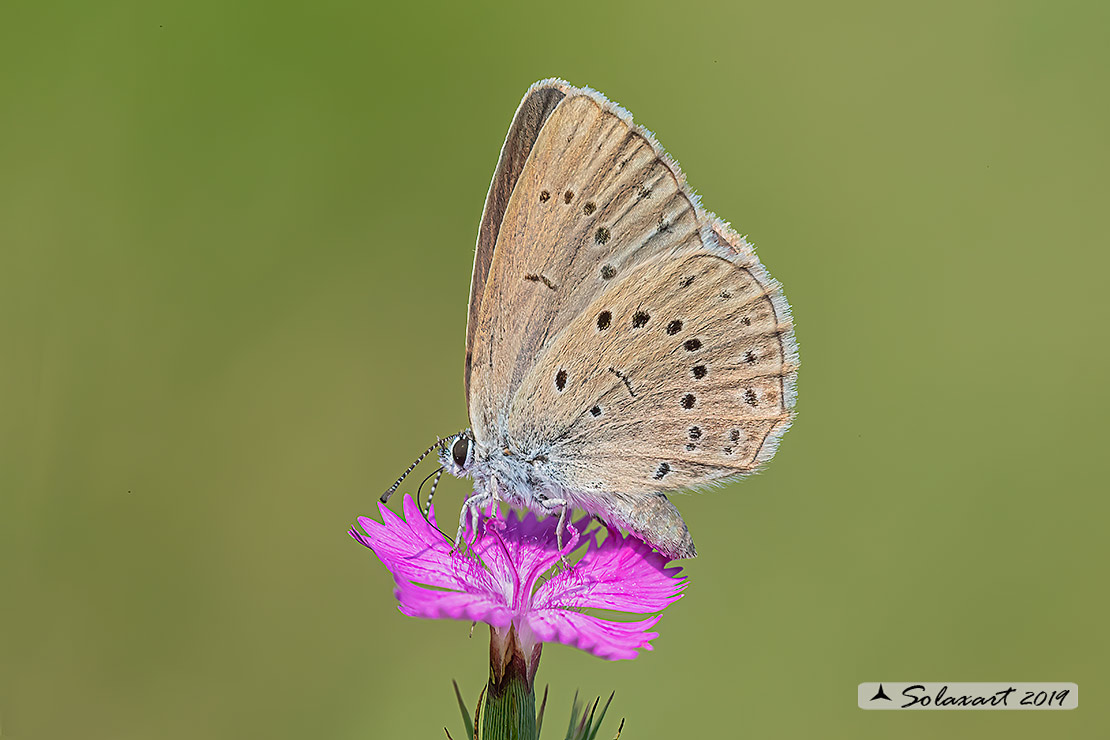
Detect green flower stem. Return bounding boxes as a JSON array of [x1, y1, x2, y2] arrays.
[[482, 667, 535, 740], [483, 625, 541, 740]]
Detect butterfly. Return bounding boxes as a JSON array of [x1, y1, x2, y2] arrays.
[[381, 79, 798, 559]]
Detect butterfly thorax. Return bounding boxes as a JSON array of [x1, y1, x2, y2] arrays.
[[441, 428, 562, 512]]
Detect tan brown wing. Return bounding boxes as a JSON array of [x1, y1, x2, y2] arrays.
[[467, 80, 797, 500], [467, 85, 708, 445], [508, 249, 797, 495], [465, 82, 566, 399]]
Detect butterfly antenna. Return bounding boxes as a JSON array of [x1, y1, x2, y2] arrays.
[[380, 437, 447, 503], [415, 466, 444, 513], [423, 467, 445, 517]]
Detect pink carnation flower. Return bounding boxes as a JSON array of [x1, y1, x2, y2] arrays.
[[350, 494, 686, 663]]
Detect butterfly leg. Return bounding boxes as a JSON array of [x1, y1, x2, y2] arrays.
[[539, 497, 576, 567], [454, 487, 496, 551], [554, 502, 567, 552], [453, 506, 467, 550], [454, 493, 481, 550], [469, 503, 482, 546]]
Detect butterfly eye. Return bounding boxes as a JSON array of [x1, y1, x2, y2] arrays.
[[452, 436, 471, 468]]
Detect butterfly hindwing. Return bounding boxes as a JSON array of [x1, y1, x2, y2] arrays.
[[510, 247, 796, 495]]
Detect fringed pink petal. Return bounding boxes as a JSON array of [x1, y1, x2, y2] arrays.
[[532, 527, 686, 613], [510, 512, 587, 607], [352, 495, 685, 660], [350, 494, 499, 598], [524, 609, 662, 661], [394, 580, 513, 626]]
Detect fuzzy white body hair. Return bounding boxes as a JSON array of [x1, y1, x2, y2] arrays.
[[440, 437, 696, 559]]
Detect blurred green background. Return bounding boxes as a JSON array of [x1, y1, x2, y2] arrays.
[[2, 0, 1107, 737]]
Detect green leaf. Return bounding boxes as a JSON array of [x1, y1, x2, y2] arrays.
[[474, 686, 485, 740], [536, 685, 549, 739], [586, 693, 614, 740], [564, 691, 581, 740], [452, 680, 474, 740], [576, 697, 599, 740], [560, 692, 620, 740]]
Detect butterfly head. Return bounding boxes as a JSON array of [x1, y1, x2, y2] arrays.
[[379, 430, 475, 504], [439, 428, 476, 477]]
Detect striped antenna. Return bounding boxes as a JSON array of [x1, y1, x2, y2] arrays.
[[415, 466, 443, 512], [422, 467, 445, 517], [380, 436, 447, 503]]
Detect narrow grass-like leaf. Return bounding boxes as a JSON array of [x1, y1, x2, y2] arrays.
[[473, 686, 485, 740], [452, 680, 475, 740], [576, 697, 599, 739], [612, 718, 625, 739], [586, 693, 615, 740], [445, 729, 455, 740], [564, 691, 581, 740], [536, 685, 549, 739]]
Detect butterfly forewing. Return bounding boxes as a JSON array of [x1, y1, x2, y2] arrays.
[[468, 91, 703, 445], [466, 84, 566, 399]]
